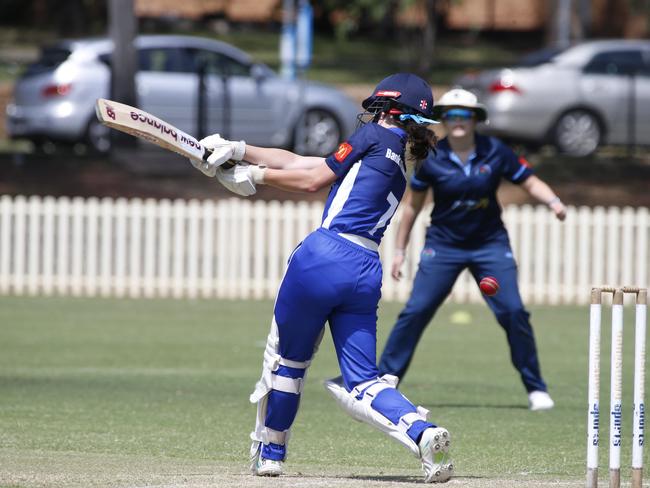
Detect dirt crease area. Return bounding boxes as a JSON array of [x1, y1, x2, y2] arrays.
[[0, 448, 586, 488]]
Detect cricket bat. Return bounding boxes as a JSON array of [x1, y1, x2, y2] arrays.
[[95, 98, 234, 168]]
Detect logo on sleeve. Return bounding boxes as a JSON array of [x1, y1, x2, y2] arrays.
[[518, 156, 531, 168], [334, 142, 353, 162]]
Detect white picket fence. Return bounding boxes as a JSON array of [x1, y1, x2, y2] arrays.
[[0, 194, 648, 304]]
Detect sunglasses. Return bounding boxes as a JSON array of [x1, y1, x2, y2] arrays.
[[442, 108, 475, 121]]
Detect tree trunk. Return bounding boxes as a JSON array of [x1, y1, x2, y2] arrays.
[[417, 0, 437, 78]]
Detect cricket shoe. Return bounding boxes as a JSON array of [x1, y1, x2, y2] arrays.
[[253, 457, 283, 477], [250, 444, 283, 477], [528, 390, 555, 411], [418, 427, 453, 483]]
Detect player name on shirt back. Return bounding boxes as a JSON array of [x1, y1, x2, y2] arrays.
[[385, 148, 403, 166]]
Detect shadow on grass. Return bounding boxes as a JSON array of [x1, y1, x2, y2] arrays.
[[421, 402, 528, 410], [347, 474, 421, 483], [343, 473, 488, 483]]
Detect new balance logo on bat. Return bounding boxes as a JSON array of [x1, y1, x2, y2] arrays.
[[129, 111, 178, 141]]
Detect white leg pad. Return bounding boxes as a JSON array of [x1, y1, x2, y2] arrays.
[[250, 394, 287, 470], [323, 374, 429, 458], [249, 317, 323, 464], [250, 317, 311, 404]]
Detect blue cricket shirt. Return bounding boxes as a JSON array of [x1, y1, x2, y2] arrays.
[[411, 134, 533, 247], [323, 123, 408, 246]]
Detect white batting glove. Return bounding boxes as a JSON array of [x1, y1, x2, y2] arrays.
[[215, 163, 261, 197], [200, 133, 245, 168], [189, 156, 219, 177], [200, 133, 246, 160]]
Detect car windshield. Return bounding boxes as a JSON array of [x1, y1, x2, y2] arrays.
[[23, 46, 71, 77], [516, 46, 567, 67]]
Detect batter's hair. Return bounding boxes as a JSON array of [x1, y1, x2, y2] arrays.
[[404, 122, 437, 162]]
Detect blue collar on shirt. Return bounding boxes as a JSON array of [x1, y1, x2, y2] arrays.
[[448, 150, 477, 176], [437, 135, 491, 175]]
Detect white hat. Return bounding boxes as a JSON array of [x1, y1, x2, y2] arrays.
[[432, 88, 488, 122]]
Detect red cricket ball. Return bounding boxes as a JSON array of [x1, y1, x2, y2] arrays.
[[479, 276, 499, 296]]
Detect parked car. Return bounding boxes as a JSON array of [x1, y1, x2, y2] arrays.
[[454, 39, 650, 156], [6, 35, 360, 156]]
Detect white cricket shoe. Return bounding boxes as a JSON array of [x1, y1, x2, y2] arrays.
[[250, 444, 283, 477], [418, 427, 453, 483], [528, 390, 555, 411], [252, 456, 283, 477]]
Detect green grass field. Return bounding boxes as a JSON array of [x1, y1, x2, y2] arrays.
[[0, 296, 646, 487]]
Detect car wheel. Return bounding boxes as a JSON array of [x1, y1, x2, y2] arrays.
[[33, 140, 58, 155], [554, 109, 601, 157], [293, 109, 341, 157], [86, 118, 111, 153]]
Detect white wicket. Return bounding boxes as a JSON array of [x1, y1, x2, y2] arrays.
[[587, 291, 602, 488], [632, 292, 647, 488], [587, 286, 647, 488], [609, 290, 623, 488]]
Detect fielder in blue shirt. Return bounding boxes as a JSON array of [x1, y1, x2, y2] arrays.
[[192, 74, 454, 482], [378, 88, 567, 411]]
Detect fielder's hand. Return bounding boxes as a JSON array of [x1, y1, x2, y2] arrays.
[[190, 134, 246, 177], [549, 198, 567, 221], [391, 251, 406, 281]]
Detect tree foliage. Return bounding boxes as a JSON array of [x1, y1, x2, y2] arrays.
[[322, 0, 423, 40], [320, 0, 438, 76]]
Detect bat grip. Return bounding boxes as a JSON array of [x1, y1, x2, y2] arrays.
[[203, 148, 236, 170]]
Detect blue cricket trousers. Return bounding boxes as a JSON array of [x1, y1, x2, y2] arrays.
[[378, 237, 547, 393], [262, 228, 432, 460]]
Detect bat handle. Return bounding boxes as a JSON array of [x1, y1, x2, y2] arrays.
[[203, 148, 236, 170]]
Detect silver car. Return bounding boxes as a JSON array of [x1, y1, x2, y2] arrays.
[[455, 39, 650, 156], [6, 35, 359, 156]]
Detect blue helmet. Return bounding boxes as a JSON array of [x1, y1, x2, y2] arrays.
[[361, 73, 437, 125]]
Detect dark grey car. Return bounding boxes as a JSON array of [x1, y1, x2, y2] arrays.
[[455, 40, 650, 156], [6, 35, 359, 156]]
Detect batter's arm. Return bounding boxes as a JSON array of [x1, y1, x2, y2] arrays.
[[257, 160, 338, 193], [244, 145, 325, 170]]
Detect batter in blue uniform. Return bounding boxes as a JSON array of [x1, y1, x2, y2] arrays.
[[378, 89, 567, 411], [193, 74, 454, 482]]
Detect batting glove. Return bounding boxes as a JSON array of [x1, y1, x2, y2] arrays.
[[215, 163, 258, 197], [202, 133, 245, 163]]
